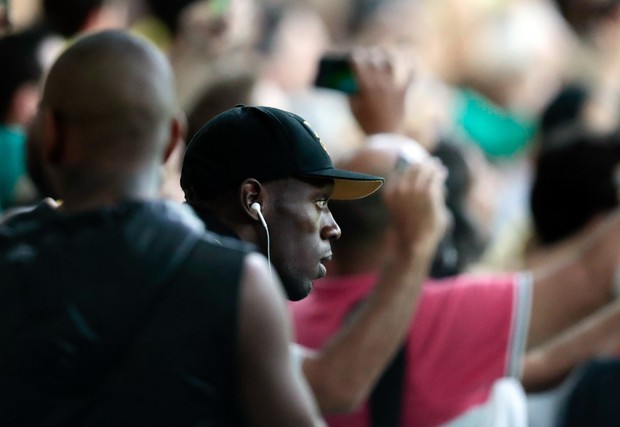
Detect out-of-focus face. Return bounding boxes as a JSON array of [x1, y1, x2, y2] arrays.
[[265, 7, 329, 91], [263, 177, 341, 301], [178, 0, 259, 56]]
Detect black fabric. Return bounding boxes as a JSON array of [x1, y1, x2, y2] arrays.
[[188, 202, 243, 241], [180, 104, 383, 201], [0, 200, 251, 426], [560, 358, 620, 427], [369, 346, 407, 427]]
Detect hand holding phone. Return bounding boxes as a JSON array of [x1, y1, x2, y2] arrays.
[[394, 154, 410, 173], [314, 55, 358, 94], [314, 48, 414, 134]]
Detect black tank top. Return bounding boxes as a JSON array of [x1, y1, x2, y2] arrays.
[[0, 200, 251, 426]]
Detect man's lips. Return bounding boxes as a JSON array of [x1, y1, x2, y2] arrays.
[[318, 253, 333, 278], [320, 253, 333, 264]]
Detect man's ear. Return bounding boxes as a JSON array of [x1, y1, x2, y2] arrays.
[[240, 178, 264, 219], [163, 110, 187, 163], [41, 108, 65, 167]]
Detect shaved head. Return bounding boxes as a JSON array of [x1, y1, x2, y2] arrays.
[[40, 30, 181, 205], [336, 137, 429, 178], [43, 30, 176, 149], [330, 138, 429, 254]]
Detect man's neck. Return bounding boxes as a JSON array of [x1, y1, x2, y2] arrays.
[[191, 203, 241, 240], [57, 168, 161, 213]]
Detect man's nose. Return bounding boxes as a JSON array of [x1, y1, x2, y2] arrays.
[[322, 210, 341, 241]]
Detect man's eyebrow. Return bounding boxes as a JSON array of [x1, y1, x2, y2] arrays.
[[317, 181, 335, 192], [320, 184, 335, 198]]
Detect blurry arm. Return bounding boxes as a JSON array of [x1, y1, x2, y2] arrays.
[[238, 253, 325, 427], [301, 159, 448, 413], [582, 12, 620, 133], [527, 209, 620, 348], [522, 298, 620, 392]]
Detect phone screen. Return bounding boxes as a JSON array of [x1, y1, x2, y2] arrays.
[[314, 56, 358, 94]]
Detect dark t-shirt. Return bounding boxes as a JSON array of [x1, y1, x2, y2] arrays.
[[0, 200, 251, 426], [560, 357, 620, 427]]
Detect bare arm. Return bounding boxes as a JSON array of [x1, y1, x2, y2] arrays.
[[302, 158, 448, 413], [300, 50, 445, 414], [523, 298, 620, 392], [237, 253, 325, 427], [527, 209, 620, 348]]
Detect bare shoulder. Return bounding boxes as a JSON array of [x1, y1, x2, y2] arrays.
[[237, 252, 291, 344], [239, 252, 288, 307], [236, 254, 325, 426]]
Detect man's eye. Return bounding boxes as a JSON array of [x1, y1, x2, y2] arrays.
[[316, 199, 328, 209]]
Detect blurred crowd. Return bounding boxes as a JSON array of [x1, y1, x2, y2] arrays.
[[4, 0, 620, 271], [4, 0, 620, 425]]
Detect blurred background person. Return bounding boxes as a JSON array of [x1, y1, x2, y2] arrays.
[[0, 27, 62, 217]]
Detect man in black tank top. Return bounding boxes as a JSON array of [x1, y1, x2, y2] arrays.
[[0, 31, 324, 427]]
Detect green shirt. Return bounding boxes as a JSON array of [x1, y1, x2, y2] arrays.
[[0, 125, 27, 213], [453, 89, 537, 159]]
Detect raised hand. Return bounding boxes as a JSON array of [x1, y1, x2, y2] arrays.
[[348, 48, 414, 135], [383, 154, 449, 256]]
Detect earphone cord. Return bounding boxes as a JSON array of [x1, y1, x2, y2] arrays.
[[257, 212, 272, 281], [265, 224, 272, 281]]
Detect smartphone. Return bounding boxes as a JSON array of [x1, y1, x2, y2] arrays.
[[394, 154, 410, 173], [314, 55, 358, 94]]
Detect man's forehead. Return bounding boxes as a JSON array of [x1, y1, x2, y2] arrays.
[[265, 176, 334, 193], [294, 176, 335, 192]]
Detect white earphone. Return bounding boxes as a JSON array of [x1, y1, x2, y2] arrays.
[[250, 202, 272, 279], [250, 203, 268, 229]]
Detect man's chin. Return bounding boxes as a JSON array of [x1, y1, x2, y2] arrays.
[[283, 279, 313, 301]]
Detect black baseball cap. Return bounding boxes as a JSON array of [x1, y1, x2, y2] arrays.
[[181, 105, 384, 200]]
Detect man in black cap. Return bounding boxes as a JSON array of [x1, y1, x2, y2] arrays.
[[181, 104, 449, 412], [182, 105, 385, 301], [0, 32, 325, 427]]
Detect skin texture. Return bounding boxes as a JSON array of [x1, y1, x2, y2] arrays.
[[208, 176, 341, 302], [40, 30, 182, 211], [262, 178, 341, 300], [238, 253, 325, 426], [39, 30, 324, 426], [523, 296, 620, 391], [517, 208, 620, 391]]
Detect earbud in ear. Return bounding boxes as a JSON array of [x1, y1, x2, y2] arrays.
[[249, 201, 272, 279], [251, 202, 268, 232]]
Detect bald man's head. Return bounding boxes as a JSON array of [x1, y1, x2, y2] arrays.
[[330, 138, 429, 253], [40, 30, 182, 203], [336, 137, 429, 178], [42, 30, 178, 159]]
